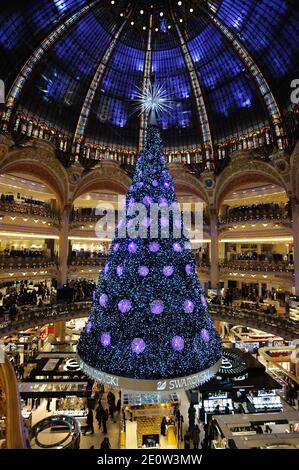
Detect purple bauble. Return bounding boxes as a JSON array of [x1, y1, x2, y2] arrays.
[[151, 169, 157, 174], [173, 242, 182, 253], [163, 266, 174, 277], [118, 299, 132, 313], [149, 242, 160, 253], [104, 263, 110, 274], [138, 182, 144, 189], [128, 241, 138, 253], [138, 266, 149, 277], [163, 181, 170, 189], [171, 336, 184, 351], [152, 180, 158, 188], [200, 294, 207, 306], [85, 321, 92, 334], [142, 217, 152, 228], [183, 299, 195, 313], [159, 196, 168, 206], [101, 332, 111, 348], [151, 300, 164, 315], [185, 264, 192, 274], [143, 195, 153, 206], [129, 185, 134, 191], [160, 216, 169, 227], [131, 338, 146, 355], [117, 265, 124, 276], [128, 198, 135, 207], [99, 293, 108, 307], [113, 243, 120, 252], [201, 328, 210, 342]]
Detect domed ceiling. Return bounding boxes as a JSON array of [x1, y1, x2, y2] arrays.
[[0, 0, 298, 154]]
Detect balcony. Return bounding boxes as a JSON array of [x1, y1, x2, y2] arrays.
[[0, 255, 58, 271], [68, 255, 108, 268], [0, 301, 298, 341], [219, 259, 294, 274], [0, 200, 60, 223], [219, 204, 291, 226]]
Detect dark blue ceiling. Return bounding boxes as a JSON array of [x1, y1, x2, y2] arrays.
[[0, 0, 298, 151]]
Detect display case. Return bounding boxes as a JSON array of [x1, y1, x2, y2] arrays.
[[53, 410, 87, 428], [203, 392, 234, 414], [19, 381, 91, 398], [247, 390, 282, 412]]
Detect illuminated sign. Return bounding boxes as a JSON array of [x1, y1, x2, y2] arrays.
[[77, 355, 222, 391]]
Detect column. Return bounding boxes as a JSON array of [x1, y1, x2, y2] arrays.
[[58, 204, 72, 288], [210, 209, 219, 290], [292, 199, 299, 295], [54, 320, 66, 342]]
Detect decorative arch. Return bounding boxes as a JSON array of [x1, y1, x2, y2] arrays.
[[72, 163, 131, 203], [215, 156, 288, 212], [0, 142, 69, 208], [169, 165, 210, 205]]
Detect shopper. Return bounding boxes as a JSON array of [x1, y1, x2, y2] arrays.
[[102, 407, 109, 434], [84, 408, 95, 435], [107, 391, 116, 422], [160, 416, 167, 436], [183, 430, 191, 450], [188, 403, 196, 431], [192, 425, 201, 449], [96, 403, 104, 430], [46, 397, 52, 412], [100, 437, 111, 450]]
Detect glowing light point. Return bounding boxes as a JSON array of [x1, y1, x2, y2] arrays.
[[171, 336, 184, 351], [118, 299, 132, 313], [131, 338, 145, 354], [151, 300, 164, 315], [99, 293, 108, 307], [101, 332, 111, 348]]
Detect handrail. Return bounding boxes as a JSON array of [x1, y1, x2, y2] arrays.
[[0, 301, 298, 341], [0, 256, 58, 270], [219, 259, 294, 273], [0, 353, 26, 448], [0, 201, 60, 222]]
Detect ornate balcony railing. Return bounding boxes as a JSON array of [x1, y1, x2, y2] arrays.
[[0, 201, 60, 222], [0, 301, 298, 341], [68, 256, 107, 268], [219, 207, 291, 226], [208, 304, 299, 341], [219, 259, 294, 274], [0, 256, 58, 270]]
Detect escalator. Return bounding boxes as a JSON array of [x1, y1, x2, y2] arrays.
[[0, 353, 27, 449]]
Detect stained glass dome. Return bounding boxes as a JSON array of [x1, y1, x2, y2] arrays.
[[0, 0, 298, 159]]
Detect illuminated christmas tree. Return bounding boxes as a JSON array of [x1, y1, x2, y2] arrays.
[[77, 85, 222, 391]]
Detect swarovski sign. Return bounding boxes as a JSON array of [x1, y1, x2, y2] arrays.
[[77, 355, 221, 392]]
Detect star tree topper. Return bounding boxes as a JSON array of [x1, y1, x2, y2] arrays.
[[135, 81, 173, 125]]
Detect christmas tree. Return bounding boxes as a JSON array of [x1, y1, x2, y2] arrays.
[[77, 91, 222, 391]]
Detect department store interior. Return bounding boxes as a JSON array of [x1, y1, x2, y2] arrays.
[[0, 0, 299, 452]]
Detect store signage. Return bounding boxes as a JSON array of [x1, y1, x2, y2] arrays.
[[218, 351, 248, 377], [77, 355, 222, 392]]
